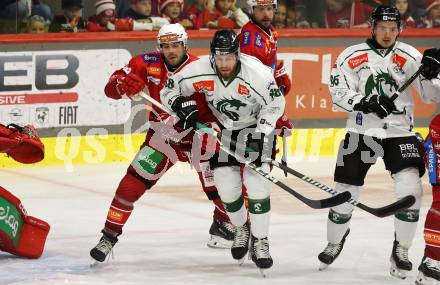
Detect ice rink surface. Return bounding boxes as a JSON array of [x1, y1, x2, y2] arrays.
[[0, 158, 434, 285]]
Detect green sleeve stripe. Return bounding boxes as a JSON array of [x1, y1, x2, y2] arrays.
[[340, 48, 372, 67], [178, 73, 217, 84]]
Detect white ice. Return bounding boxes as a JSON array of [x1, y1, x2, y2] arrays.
[[0, 158, 433, 285]]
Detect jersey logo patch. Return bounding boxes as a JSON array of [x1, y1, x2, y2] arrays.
[[147, 66, 161, 76], [348, 53, 368, 69], [392, 54, 407, 69], [143, 53, 160, 63], [254, 33, 263, 48], [238, 84, 250, 95], [241, 31, 251, 46], [210, 98, 247, 121], [192, 80, 214, 92], [365, 71, 398, 97]]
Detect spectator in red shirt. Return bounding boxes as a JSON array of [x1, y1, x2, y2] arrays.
[[160, 0, 194, 29], [183, 0, 204, 26], [195, 0, 223, 29], [88, 0, 117, 32], [325, 0, 373, 28], [214, 0, 249, 29]]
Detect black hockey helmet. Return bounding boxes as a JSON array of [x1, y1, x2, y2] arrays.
[[370, 5, 402, 29], [210, 29, 240, 57]]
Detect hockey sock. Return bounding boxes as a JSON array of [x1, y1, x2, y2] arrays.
[[249, 197, 270, 238], [424, 202, 440, 261]]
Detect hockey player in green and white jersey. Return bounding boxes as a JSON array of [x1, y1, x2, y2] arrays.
[[318, 4, 440, 279], [161, 29, 285, 273]]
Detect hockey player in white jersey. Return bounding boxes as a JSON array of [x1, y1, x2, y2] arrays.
[[318, 5, 440, 279], [161, 29, 285, 273]]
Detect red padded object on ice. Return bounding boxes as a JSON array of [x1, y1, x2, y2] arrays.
[[0, 124, 44, 164]]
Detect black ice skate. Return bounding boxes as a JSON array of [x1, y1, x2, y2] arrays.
[[231, 222, 250, 264], [318, 229, 350, 271], [390, 239, 412, 279], [415, 256, 440, 285], [90, 231, 118, 266], [207, 219, 235, 249], [249, 235, 273, 277]]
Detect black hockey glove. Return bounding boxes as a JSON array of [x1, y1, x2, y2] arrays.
[[421, 48, 440, 80], [171, 97, 198, 130], [246, 132, 273, 167], [353, 94, 396, 119]]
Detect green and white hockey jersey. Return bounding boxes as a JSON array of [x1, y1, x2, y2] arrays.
[[161, 54, 285, 135], [330, 39, 440, 138]]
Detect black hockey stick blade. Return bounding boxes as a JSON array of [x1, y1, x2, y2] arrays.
[[356, 195, 416, 218], [276, 180, 351, 209]]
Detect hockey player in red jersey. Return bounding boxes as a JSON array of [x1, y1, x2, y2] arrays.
[[416, 113, 440, 285], [90, 23, 234, 264], [0, 123, 50, 259], [239, 0, 293, 160]]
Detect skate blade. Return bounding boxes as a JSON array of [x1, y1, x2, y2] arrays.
[[237, 257, 246, 266], [319, 262, 329, 271], [415, 271, 438, 285], [389, 265, 407, 280], [259, 268, 267, 278], [90, 259, 100, 268], [207, 236, 233, 249]]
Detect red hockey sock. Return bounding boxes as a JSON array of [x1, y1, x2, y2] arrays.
[[424, 202, 440, 260], [104, 170, 151, 236]]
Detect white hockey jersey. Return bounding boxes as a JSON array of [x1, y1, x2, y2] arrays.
[[330, 39, 440, 138], [160, 54, 285, 135]]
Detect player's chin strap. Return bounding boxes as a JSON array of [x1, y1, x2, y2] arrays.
[[137, 91, 352, 209]]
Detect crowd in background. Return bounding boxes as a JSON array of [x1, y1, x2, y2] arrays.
[[0, 0, 439, 34]]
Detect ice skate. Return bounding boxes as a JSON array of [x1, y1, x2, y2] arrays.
[[90, 231, 118, 266], [231, 222, 250, 265], [207, 219, 235, 249], [249, 235, 273, 277], [318, 229, 350, 271], [390, 239, 412, 279], [415, 256, 440, 285]]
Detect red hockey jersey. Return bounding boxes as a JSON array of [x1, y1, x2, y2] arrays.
[[239, 20, 277, 72], [104, 51, 215, 123]]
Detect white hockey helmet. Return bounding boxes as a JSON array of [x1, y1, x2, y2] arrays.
[[247, 0, 277, 11], [157, 23, 188, 48]]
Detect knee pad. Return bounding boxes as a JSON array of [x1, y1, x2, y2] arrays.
[[393, 167, 423, 209], [213, 166, 242, 202], [243, 163, 270, 200]]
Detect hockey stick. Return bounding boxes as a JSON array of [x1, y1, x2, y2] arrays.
[[138, 92, 351, 209], [197, 124, 416, 218], [390, 65, 423, 101]]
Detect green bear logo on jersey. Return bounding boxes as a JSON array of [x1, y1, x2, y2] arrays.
[[211, 98, 247, 121], [364, 71, 399, 97]]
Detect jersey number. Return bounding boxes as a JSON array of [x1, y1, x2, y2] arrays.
[[165, 78, 174, 89], [330, 75, 339, 87]]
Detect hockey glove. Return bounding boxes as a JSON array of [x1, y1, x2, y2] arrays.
[[0, 124, 44, 164], [171, 97, 198, 130], [354, 94, 396, 119], [115, 72, 145, 97], [275, 61, 292, 96], [275, 113, 293, 137], [421, 48, 440, 80]]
